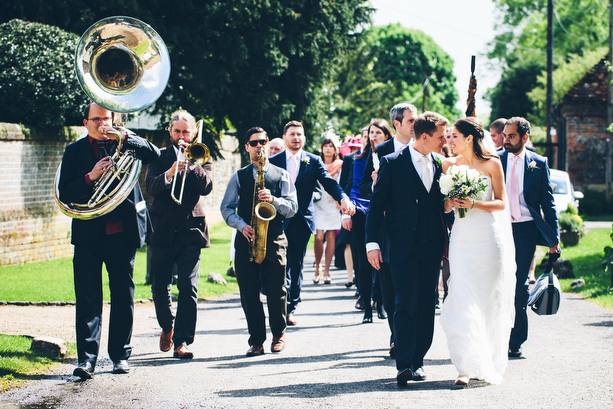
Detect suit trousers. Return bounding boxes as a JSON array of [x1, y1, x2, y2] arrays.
[[285, 216, 312, 314], [150, 238, 201, 346], [352, 211, 373, 319], [379, 261, 395, 344], [234, 233, 288, 346], [510, 221, 539, 347], [73, 231, 135, 366], [389, 248, 441, 371]]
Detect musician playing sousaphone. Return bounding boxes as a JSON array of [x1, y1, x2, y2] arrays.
[[145, 110, 213, 360], [220, 127, 297, 356], [58, 102, 160, 379]]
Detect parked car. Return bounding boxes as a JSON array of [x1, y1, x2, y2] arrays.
[[549, 169, 584, 215]]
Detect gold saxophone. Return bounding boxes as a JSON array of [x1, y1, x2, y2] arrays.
[[249, 150, 277, 264]]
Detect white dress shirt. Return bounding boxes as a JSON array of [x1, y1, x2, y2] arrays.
[[505, 149, 533, 222]]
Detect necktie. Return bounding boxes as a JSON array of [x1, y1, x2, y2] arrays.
[[510, 155, 521, 221], [421, 155, 432, 192], [288, 154, 298, 183], [95, 140, 109, 160]]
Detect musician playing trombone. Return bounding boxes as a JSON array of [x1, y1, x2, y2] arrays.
[[58, 103, 160, 379], [220, 127, 297, 356], [145, 110, 214, 359]]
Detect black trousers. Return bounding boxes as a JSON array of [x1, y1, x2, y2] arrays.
[[352, 211, 373, 319], [73, 231, 135, 366], [234, 232, 288, 346], [150, 237, 201, 346]]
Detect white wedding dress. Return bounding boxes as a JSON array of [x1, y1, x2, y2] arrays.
[[440, 176, 516, 384]]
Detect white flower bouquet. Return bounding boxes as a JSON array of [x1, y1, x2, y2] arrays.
[[439, 165, 488, 218]]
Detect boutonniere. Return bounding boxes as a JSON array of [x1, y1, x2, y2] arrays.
[[528, 160, 539, 171], [302, 156, 310, 166], [435, 156, 443, 166]]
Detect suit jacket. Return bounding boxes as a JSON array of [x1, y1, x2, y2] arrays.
[[269, 150, 345, 234], [500, 149, 559, 247], [145, 146, 214, 248], [359, 138, 395, 199], [58, 132, 160, 248], [340, 151, 358, 196], [365, 147, 446, 265]]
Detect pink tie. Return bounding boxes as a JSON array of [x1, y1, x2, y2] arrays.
[[288, 155, 298, 183], [510, 155, 521, 221]]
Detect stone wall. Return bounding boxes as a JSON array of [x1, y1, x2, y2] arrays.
[[0, 123, 241, 266]]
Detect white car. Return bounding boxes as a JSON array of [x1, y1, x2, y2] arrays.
[[549, 169, 583, 215]]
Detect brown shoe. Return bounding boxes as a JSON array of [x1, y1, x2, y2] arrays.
[[173, 344, 194, 359], [159, 329, 173, 352], [246, 344, 264, 357], [287, 313, 297, 326], [271, 335, 286, 353]]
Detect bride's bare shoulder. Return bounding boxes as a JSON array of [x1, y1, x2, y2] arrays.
[[442, 156, 460, 172]]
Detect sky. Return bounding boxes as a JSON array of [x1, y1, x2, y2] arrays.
[[370, 0, 499, 115]]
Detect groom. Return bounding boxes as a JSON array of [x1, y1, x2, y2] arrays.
[[365, 111, 449, 386], [500, 117, 559, 358]]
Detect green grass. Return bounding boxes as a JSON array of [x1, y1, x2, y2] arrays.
[[537, 228, 613, 310], [0, 222, 238, 302], [0, 334, 77, 391]]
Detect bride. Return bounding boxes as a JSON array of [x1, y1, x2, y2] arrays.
[[439, 117, 516, 386]]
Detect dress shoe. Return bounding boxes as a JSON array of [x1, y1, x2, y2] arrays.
[[112, 360, 129, 374], [246, 344, 264, 357], [362, 316, 373, 324], [323, 276, 331, 284], [377, 303, 387, 319], [287, 313, 297, 326], [271, 335, 286, 353], [73, 362, 94, 380], [508, 344, 522, 358], [412, 366, 427, 381], [312, 275, 321, 284], [455, 374, 470, 386], [354, 296, 365, 310], [396, 368, 413, 387], [173, 344, 194, 359], [345, 281, 353, 288], [159, 328, 173, 352]]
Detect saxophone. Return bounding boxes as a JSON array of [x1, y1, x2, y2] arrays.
[[249, 150, 277, 264]]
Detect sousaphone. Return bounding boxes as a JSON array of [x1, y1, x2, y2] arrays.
[[54, 16, 170, 220]]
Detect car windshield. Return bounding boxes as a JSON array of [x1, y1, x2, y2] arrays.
[[550, 174, 568, 194]]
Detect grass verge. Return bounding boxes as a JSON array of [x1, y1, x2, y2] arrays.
[[538, 228, 613, 310], [0, 335, 77, 392], [0, 222, 238, 302]]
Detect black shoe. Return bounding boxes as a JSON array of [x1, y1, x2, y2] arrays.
[[412, 366, 426, 381], [73, 362, 94, 380], [508, 344, 522, 358], [354, 296, 365, 310], [362, 316, 373, 324], [112, 359, 130, 374], [397, 368, 413, 387], [377, 302, 387, 319]]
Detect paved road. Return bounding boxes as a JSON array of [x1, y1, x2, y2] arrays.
[[1, 253, 613, 408]]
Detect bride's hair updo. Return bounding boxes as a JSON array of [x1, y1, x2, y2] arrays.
[[453, 117, 495, 161]]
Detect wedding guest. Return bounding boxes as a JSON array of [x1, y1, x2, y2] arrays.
[[269, 137, 285, 156], [313, 138, 344, 284]]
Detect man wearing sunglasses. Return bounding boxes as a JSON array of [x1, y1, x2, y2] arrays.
[[269, 120, 356, 325], [220, 127, 298, 356]]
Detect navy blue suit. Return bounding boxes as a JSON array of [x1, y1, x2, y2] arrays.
[[365, 147, 447, 372], [58, 132, 160, 367], [269, 150, 345, 314], [500, 149, 558, 348]]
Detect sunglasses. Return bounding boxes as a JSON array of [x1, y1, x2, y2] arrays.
[[248, 139, 268, 147]]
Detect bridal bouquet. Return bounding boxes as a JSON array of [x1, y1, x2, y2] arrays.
[[439, 165, 487, 218]]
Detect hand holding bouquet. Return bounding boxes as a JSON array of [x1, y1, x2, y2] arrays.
[[439, 165, 487, 218]]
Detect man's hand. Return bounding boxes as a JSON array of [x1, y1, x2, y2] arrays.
[[89, 157, 112, 181], [371, 170, 378, 186], [166, 160, 187, 181], [257, 188, 273, 204], [340, 198, 355, 216], [367, 249, 382, 271], [242, 225, 254, 241], [549, 244, 561, 254], [341, 217, 352, 231], [97, 126, 121, 140]]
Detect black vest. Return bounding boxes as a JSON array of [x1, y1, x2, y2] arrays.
[[237, 163, 285, 240], [414, 174, 445, 248]]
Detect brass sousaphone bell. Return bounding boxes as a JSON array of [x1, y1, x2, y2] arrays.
[[54, 16, 171, 219]]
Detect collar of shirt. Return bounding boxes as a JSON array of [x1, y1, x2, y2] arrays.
[[251, 160, 270, 177], [286, 150, 303, 162], [507, 148, 526, 166], [393, 137, 410, 153]]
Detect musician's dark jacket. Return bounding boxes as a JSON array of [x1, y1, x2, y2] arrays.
[[145, 145, 214, 248], [58, 132, 160, 248]]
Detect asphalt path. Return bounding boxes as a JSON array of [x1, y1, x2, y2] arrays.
[[1, 251, 613, 408]]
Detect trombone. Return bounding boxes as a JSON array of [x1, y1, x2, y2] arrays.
[[171, 119, 210, 205]]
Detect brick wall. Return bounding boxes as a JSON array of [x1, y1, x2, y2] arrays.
[[0, 123, 241, 267]]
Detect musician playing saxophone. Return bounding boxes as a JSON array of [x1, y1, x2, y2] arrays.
[[220, 127, 297, 356]]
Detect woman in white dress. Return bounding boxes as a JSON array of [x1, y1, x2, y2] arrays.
[[313, 138, 343, 284], [440, 117, 516, 386]]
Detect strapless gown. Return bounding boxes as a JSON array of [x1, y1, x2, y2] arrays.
[[440, 176, 516, 384]]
